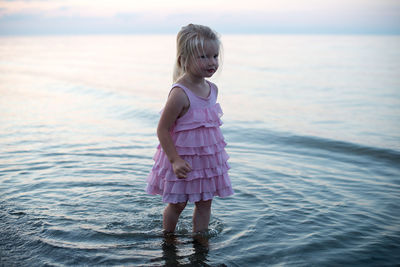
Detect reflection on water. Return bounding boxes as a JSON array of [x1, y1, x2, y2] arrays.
[[161, 234, 182, 267], [151, 232, 213, 266]]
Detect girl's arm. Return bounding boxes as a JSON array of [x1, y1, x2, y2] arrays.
[[157, 87, 192, 179]]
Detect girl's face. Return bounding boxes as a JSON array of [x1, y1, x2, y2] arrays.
[[187, 40, 219, 79]]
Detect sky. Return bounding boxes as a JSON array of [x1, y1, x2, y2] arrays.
[[0, 0, 399, 35]]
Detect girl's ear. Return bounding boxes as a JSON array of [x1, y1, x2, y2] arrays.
[[177, 56, 182, 67], [179, 56, 186, 71]]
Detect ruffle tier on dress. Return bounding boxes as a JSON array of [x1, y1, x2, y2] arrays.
[[146, 103, 234, 203]]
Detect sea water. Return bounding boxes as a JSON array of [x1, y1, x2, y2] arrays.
[[0, 34, 399, 266]]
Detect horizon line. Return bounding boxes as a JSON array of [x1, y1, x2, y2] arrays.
[[1, 30, 399, 37]]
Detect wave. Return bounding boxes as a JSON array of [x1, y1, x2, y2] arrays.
[[225, 124, 400, 168]]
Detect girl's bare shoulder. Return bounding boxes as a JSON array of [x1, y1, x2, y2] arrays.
[[168, 86, 189, 107]]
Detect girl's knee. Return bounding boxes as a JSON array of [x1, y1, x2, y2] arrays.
[[195, 199, 212, 210], [169, 202, 187, 213]]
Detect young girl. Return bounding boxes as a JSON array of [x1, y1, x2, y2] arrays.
[[146, 24, 234, 233]]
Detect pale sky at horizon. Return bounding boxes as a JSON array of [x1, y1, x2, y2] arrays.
[[0, 0, 399, 35]]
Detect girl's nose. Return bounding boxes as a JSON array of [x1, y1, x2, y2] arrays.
[[209, 58, 217, 65]]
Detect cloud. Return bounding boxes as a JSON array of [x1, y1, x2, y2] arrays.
[[0, 0, 399, 35]]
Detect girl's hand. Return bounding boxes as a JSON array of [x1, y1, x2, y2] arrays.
[[172, 158, 192, 179]]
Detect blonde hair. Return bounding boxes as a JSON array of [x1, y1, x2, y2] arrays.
[[173, 24, 221, 82]]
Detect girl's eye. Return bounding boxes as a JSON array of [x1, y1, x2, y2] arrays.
[[214, 55, 219, 59], [200, 55, 206, 59]]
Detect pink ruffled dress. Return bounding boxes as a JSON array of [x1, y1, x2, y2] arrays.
[[146, 81, 234, 203]]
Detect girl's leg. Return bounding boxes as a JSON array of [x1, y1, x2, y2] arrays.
[[193, 199, 212, 232], [163, 202, 187, 232]]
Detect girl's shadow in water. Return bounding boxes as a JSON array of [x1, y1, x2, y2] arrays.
[[160, 232, 220, 267]]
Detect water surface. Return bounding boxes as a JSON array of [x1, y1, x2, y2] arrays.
[[1, 34, 400, 266]]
